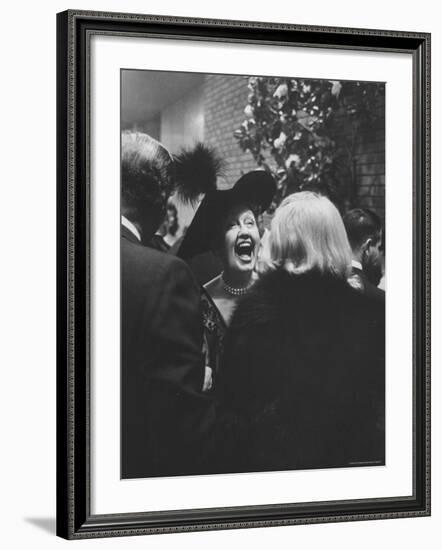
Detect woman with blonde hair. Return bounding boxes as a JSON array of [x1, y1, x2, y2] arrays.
[[216, 191, 385, 475]]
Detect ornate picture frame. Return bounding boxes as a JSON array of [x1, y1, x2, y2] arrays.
[[56, 9, 430, 539]]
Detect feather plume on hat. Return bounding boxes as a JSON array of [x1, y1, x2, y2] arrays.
[[174, 143, 224, 205]]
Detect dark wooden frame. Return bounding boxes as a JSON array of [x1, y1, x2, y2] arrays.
[[56, 9, 431, 539]]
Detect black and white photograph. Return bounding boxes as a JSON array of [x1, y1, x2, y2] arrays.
[[120, 69, 386, 480]]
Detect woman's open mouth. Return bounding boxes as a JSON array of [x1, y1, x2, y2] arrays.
[[234, 238, 255, 262]]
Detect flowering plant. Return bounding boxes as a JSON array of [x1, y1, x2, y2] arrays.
[[234, 77, 384, 211]]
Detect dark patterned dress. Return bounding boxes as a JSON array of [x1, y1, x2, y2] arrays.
[[201, 288, 227, 392]]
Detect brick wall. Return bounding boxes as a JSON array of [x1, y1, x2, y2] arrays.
[[203, 75, 258, 189], [329, 105, 385, 220], [203, 74, 385, 219], [354, 120, 385, 220]]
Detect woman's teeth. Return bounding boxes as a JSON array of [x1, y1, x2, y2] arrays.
[[235, 240, 254, 258]]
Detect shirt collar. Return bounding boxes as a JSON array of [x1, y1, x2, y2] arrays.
[[352, 259, 363, 271], [122, 216, 141, 242]]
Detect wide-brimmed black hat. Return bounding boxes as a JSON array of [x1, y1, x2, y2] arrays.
[[177, 170, 276, 261]]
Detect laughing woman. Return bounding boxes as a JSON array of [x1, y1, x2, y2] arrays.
[[204, 201, 261, 325], [178, 171, 276, 391]]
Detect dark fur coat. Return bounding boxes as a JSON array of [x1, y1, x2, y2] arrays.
[[216, 268, 385, 474]]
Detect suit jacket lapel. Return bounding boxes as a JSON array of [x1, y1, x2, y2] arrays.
[[121, 225, 141, 244]]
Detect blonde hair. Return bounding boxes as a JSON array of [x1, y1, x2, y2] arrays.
[[267, 191, 352, 278]]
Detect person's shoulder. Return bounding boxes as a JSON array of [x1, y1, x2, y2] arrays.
[[203, 275, 223, 300], [246, 268, 339, 306], [350, 267, 385, 303], [122, 236, 177, 266], [147, 248, 197, 286], [364, 280, 385, 303], [122, 238, 194, 284], [248, 268, 292, 297], [203, 274, 221, 290], [230, 269, 289, 330], [342, 275, 385, 328], [122, 238, 162, 269], [241, 268, 380, 320]]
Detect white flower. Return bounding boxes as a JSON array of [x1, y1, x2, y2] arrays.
[[273, 83, 288, 99], [273, 132, 287, 149], [244, 105, 254, 118], [248, 77, 258, 90], [285, 154, 301, 169], [330, 80, 342, 97]]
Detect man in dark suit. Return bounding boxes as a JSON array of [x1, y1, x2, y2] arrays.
[[343, 208, 385, 302], [121, 131, 212, 479]]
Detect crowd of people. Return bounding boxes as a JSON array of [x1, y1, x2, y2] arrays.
[[121, 131, 385, 479]]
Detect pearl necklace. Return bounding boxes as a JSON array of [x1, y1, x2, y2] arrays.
[[221, 273, 254, 296]]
